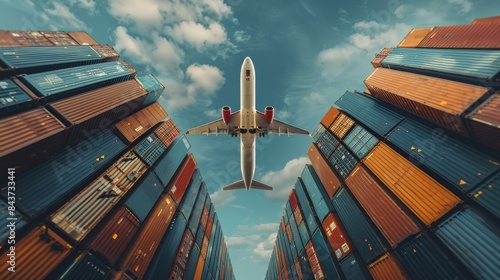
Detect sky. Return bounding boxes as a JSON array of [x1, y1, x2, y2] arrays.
[[1, 0, 498, 279]]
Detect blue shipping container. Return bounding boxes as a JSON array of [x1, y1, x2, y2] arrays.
[[343, 125, 379, 160], [470, 171, 500, 219], [154, 135, 191, 186], [315, 130, 339, 159], [329, 144, 358, 179], [290, 211, 304, 253], [134, 133, 166, 167], [135, 74, 165, 107], [0, 78, 33, 117], [0, 129, 126, 218], [339, 253, 372, 280], [20, 61, 132, 101], [144, 212, 188, 280], [436, 208, 500, 280], [0, 46, 103, 74], [333, 188, 387, 264], [179, 169, 203, 221], [381, 48, 500, 82], [58, 252, 110, 280], [301, 165, 334, 222], [295, 179, 319, 235], [312, 123, 327, 142], [335, 91, 404, 136], [0, 199, 27, 243], [187, 183, 208, 235], [185, 244, 201, 280], [195, 223, 205, 248], [124, 171, 164, 222], [387, 118, 500, 192], [311, 229, 342, 280]]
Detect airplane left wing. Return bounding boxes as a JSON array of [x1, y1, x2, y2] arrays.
[[186, 111, 240, 136], [256, 111, 310, 136]]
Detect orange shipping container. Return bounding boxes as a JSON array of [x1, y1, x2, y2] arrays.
[[397, 28, 434, 48], [364, 68, 490, 137], [295, 258, 304, 280], [205, 215, 214, 239], [201, 236, 209, 259], [194, 253, 205, 279], [368, 253, 408, 280], [120, 194, 177, 279], [371, 48, 393, 68], [307, 143, 342, 199], [466, 93, 500, 151], [281, 249, 290, 280], [0, 225, 72, 280], [293, 205, 304, 225], [154, 118, 180, 147], [322, 212, 352, 261], [418, 23, 500, 49], [305, 241, 325, 280], [329, 113, 355, 139], [286, 223, 293, 241], [363, 142, 461, 226], [472, 16, 500, 24], [346, 165, 420, 248], [320, 107, 340, 128], [115, 102, 168, 143], [169, 154, 197, 204], [289, 189, 298, 210], [67, 31, 99, 45]]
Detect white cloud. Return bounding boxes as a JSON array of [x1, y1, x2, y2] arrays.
[[210, 187, 236, 208], [200, 0, 232, 19], [234, 30, 251, 43], [339, 8, 348, 15], [204, 109, 219, 118], [251, 233, 277, 263], [108, 0, 165, 31], [447, 0, 472, 15], [353, 20, 386, 31], [237, 225, 250, 231], [166, 21, 227, 51], [252, 223, 279, 232], [45, 2, 88, 30], [225, 235, 261, 248], [69, 0, 96, 14], [261, 157, 311, 200], [276, 109, 290, 121]]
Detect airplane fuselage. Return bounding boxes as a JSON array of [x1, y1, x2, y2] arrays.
[[240, 57, 257, 190]]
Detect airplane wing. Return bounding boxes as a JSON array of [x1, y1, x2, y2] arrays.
[[186, 111, 240, 136], [256, 111, 310, 136]]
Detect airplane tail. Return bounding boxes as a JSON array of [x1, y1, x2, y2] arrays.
[[222, 180, 273, 191]]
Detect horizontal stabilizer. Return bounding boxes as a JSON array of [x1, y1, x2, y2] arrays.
[[223, 180, 247, 191], [251, 180, 273, 191]]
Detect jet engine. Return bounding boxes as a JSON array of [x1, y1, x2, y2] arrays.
[[222, 106, 231, 124], [264, 106, 274, 124]]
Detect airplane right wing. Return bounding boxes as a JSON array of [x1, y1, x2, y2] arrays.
[[186, 111, 240, 136], [256, 111, 310, 136]]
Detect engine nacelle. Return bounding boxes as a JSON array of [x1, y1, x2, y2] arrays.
[[222, 106, 231, 124], [264, 106, 274, 124]]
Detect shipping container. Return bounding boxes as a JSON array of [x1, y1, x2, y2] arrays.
[[200, 205, 209, 230], [168, 264, 184, 280], [154, 118, 181, 148], [311, 228, 342, 280], [418, 23, 500, 49], [88, 206, 140, 266], [195, 223, 205, 248], [123, 171, 164, 222], [133, 133, 166, 166], [472, 15, 500, 24], [307, 143, 342, 199], [339, 252, 372, 280], [119, 60, 137, 78], [290, 210, 304, 253], [6, 30, 53, 46], [0, 30, 18, 46], [0, 45, 103, 75], [322, 212, 352, 261], [329, 113, 355, 139], [300, 165, 334, 222], [49, 79, 147, 145], [371, 48, 393, 68], [295, 179, 319, 234], [1, 129, 125, 218], [0, 78, 34, 118], [0, 225, 72, 280], [320, 106, 340, 128], [343, 125, 379, 160], [436, 208, 500, 280], [289, 189, 298, 210], [329, 144, 357, 179], [91, 44, 120, 61], [285, 200, 292, 222], [470, 171, 500, 219], [293, 203, 304, 226], [315, 129, 339, 158], [120, 193, 177, 279], [188, 185, 207, 235], [185, 243, 201, 280], [395, 233, 468, 280], [168, 153, 197, 204], [387, 118, 500, 192], [206, 215, 214, 239], [466, 93, 500, 151], [179, 170, 202, 221], [153, 135, 191, 186], [298, 217, 311, 247], [305, 241, 326, 280], [335, 91, 405, 136], [144, 212, 188, 280], [194, 253, 205, 279], [114, 102, 168, 143], [108, 270, 135, 280], [345, 165, 420, 248], [298, 249, 314, 279], [312, 123, 327, 142], [368, 253, 408, 280], [0, 199, 27, 245], [67, 31, 99, 45], [136, 74, 165, 107], [333, 188, 387, 264], [397, 28, 434, 48], [381, 48, 500, 83], [0, 107, 68, 172], [364, 68, 491, 136], [363, 142, 462, 226], [57, 252, 110, 280], [20, 61, 135, 102], [51, 150, 148, 241], [40, 31, 79, 46]]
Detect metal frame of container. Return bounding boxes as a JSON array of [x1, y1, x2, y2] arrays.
[[57, 251, 110, 280], [0, 129, 126, 218], [187, 183, 208, 235], [329, 112, 355, 139], [154, 118, 181, 148], [466, 92, 500, 151], [114, 102, 168, 144], [307, 143, 342, 199], [363, 142, 462, 226], [50, 150, 148, 242], [417, 23, 500, 49], [371, 48, 393, 68], [310, 228, 342, 280], [123, 171, 164, 222]]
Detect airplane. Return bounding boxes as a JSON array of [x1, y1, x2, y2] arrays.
[[186, 57, 310, 191]]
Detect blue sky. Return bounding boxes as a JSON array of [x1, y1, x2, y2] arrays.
[[1, 0, 498, 279]]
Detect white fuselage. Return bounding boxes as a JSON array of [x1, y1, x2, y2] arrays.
[[240, 57, 256, 190]]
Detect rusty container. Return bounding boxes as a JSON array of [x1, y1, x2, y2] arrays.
[[320, 106, 340, 128], [466, 93, 500, 151], [114, 102, 168, 143], [321, 212, 353, 261], [371, 48, 393, 68], [397, 28, 434, 48], [67, 31, 99, 45], [418, 23, 500, 48], [307, 143, 342, 199], [368, 253, 409, 280]]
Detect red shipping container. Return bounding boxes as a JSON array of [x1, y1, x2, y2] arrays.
[[281, 249, 290, 280], [0, 30, 18, 46], [320, 107, 340, 128], [418, 23, 500, 49], [368, 253, 408, 280], [168, 263, 184, 280], [286, 223, 293, 241], [295, 258, 304, 280], [174, 229, 194, 270], [88, 206, 141, 266], [466, 93, 500, 151], [307, 143, 342, 199], [120, 193, 177, 279], [289, 189, 298, 210], [205, 215, 214, 240], [346, 165, 420, 248], [322, 212, 353, 261], [472, 16, 500, 24], [169, 154, 197, 204], [7, 30, 53, 46], [155, 118, 181, 148], [306, 241, 325, 280]]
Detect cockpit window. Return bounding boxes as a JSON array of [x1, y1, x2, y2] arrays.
[[246, 70, 250, 76]]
